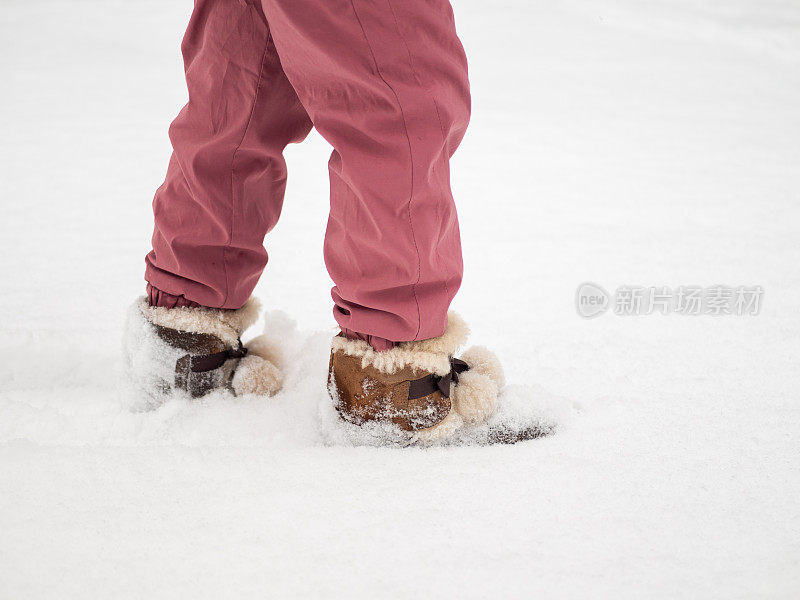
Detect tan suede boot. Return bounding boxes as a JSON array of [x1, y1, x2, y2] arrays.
[[329, 348, 456, 431], [123, 297, 284, 402], [327, 313, 510, 443]]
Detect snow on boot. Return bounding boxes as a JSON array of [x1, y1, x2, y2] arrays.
[[122, 297, 282, 403], [327, 312, 541, 445]]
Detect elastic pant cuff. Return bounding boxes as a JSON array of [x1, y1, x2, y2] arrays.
[[146, 283, 202, 309], [340, 327, 397, 352]]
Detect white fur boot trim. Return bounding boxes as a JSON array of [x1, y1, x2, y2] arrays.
[[138, 296, 261, 346], [245, 333, 285, 370], [452, 360, 500, 426], [330, 312, 470, 376], [231, 354, 283, 397], [459, 345, 506, 388]]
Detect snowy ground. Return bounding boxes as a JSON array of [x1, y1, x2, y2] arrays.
[[2, 0, 799, 597]]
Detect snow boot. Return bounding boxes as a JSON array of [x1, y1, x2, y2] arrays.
[[123, 297, 283, 402], [328, 312, 525, 444]]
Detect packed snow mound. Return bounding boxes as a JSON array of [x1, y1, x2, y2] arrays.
[[0, 310, 571, 449], [320, 382, 567, 448], [135, 311, 571, 448]]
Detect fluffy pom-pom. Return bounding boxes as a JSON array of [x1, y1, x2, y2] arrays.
[[452, 370, 498, 425], [460, 345, 506, 388], [413, 409, 464, 444], [245, 334, 285, 370], [232, 354, 283, 397]]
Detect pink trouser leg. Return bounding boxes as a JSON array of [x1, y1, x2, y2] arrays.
[[146, 0, 470, 343], [145, 0, 313, 308], [261, 0, 470, 341]]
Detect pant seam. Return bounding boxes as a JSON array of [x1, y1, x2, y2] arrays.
[[384, 0, 451, 307], [348, 0, 423, 340], [225, 21, 272, 307]]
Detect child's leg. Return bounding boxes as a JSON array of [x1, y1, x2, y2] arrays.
[[261, 0, 471, 342], [145, 0, 312, 309]]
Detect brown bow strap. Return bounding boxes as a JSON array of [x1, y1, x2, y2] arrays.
[[190, 340, 248, 373], [407, 357, 469, 400]]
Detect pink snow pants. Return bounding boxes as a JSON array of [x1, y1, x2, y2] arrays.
[[144, 0, 470, 342]]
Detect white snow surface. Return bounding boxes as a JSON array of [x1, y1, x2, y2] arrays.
[[1, 0, 799, 597]]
